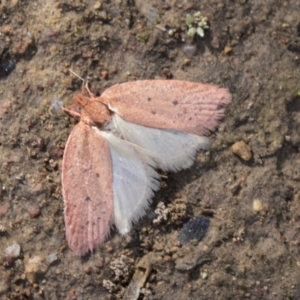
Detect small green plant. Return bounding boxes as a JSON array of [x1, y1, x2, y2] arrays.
[[186, 11, 209, 38], [137, 33, 149, 43]]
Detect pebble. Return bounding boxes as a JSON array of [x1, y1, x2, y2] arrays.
[[5, 243, 21, 258], [179, 217, 210, 244], [253, 199, 263, 212], [46, 253, 58, 265], [2, 25, 12, 34], [0, 204, 10, 215], [231, 141, 252, 161], [0, 224, 6, 232], [51, 98, 63, 113], [157, 281, 164, 286], [105, 245, 114, 253], [201, 271, 208, 279], [0, 59, 16, 76], [55, 269, 62, 275], [93, 1, 102, 10], [183, 44, 197, 57], [211, 36, 220, 49], [94, 257, 104, 268], [183, 58, 191, 65], [28, 207, 41, 218], [101, 70, 109, 79], [156, 24, 166, 32], [97, 10, 108, 20], [161, 67, 172, 79], [83, 266, 93, 275], [33, 283, 39, 289], [224, 46, 232, 54], [0, 101, 11, 115], [163, 255, 172, 262], [147, 7, 157, 24]]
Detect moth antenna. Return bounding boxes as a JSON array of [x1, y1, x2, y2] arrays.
[[69, 69, 85, 82], [69, 69, 86, 94], [68, 69, 95, 98]]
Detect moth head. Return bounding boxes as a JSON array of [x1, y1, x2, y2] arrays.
[[74, 93, 89, 108], [72, 93, 112, 126]]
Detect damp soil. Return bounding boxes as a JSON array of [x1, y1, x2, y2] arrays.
[[0, 1, 300, 299]]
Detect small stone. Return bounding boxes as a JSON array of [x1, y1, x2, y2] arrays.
[[2, 25, 12, 35], [5, 243, 21, 258], [157, 281, 164, 286], [172, 253, 178, 260], [183, 44, 197, 57], [179, 217, 210, 244], [156, 24, 166, 32], [32, 283, 39, 289], [253, 199, 263, 212], [94, 257, 104, 268], [0, 224, 6, 232], [93, 1, 102, 10], [183, 58, 191, 65], [105, 245, 114, 253], [51, 98, 63, 113], [56, 269, 62, 275], [101, 70, 109, 80], [161, 68, 173, 79], [46, 253, 58, 265], [30, 183, 43, 195], [163, 255, 172, 262], [1, 101, 11, 115], [24, 289, 32, 298], [28, 207, 41, 218], [5, 256, 15, 267], [224, 46, 232, 54], [84, 266, 93, 275], [211, 36, 220, 49], [231, 141, 252, 161], [97, 10, 107, 21], [0, 204, 10, 215]]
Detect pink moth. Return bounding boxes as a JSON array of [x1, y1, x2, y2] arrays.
[[62, 80, 231, 255]]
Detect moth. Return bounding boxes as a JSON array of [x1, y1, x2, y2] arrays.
[[62, 80, 231, 255]]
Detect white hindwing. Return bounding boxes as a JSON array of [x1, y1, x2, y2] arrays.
[[92, 114, 210, 235], [93, 128, 160, 234], [113, 114, 210, 171]]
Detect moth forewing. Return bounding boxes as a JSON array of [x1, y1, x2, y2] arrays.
[[62, 122, 114, 255]]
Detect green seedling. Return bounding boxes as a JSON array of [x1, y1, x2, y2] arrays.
[[186, 11, 209, 38]]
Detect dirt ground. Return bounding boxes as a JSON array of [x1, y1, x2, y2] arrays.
[[0, 0, 300, 299]]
